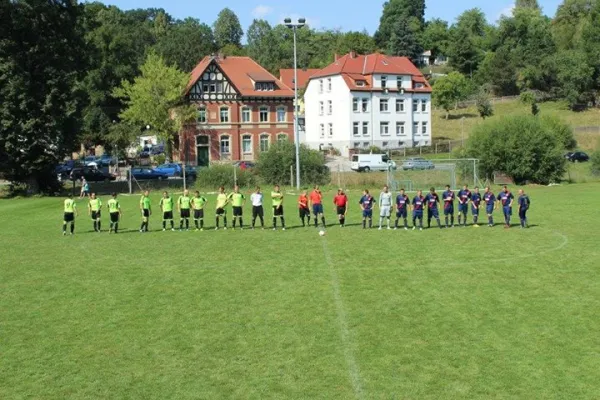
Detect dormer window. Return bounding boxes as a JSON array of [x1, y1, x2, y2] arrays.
[[415, 83, 425, 89], [255, 82, 275, 91], [356, 80, 365, 87], [381, 76, 387, 89]]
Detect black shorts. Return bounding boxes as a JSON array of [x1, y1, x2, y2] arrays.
[[216, 207, 225, 216], [194, 209, 204, 219], [180, 209, 190, 218], [163, 211, 173, 220], [91, 210, 101, 220], [273, 205, 284, 216], [142, 209, 150, 218], [336, 206, 346, 215], [110, 212, 119, 223], [252, 206, 264, 218], [64, 212, 74, 222], [232, 206, 243, 217], [299, 207, 310, 218]]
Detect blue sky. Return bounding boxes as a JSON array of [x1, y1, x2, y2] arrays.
[[99, 0, 562, 34]]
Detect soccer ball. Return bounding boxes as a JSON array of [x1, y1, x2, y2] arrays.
[[319, 230, 326, 236]]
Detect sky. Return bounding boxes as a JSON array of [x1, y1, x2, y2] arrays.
[[99, 0, 563, 34]]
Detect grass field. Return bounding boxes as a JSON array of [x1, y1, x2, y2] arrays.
[[1, 183, 599, 399]]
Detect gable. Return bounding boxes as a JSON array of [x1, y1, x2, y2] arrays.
[[188, 62, 239, 101]]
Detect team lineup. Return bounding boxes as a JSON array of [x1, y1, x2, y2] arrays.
[[61, 184, 531, 235]]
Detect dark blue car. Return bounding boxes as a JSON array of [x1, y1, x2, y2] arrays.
[[130, 167, 169, 180], [154, 163, 197, 179]]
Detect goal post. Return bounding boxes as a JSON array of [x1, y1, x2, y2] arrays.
[[388, 158, 481, 191]]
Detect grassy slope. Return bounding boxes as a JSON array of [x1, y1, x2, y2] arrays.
[[1, 184, 599, 399]]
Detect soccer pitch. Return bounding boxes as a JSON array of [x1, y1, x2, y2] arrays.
[[1, 183, 599, 399]]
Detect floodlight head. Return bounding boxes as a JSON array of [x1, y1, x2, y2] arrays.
[[284, 18, 292, 25], [298, 18, 306, 26]]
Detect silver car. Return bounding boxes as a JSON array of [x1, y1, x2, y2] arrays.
[[401, 158, 435, 170]]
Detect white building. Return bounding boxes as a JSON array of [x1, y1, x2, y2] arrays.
[[304, 52, 432, 157]]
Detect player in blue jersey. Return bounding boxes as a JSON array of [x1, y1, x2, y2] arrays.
[[517, 189, 530, 228], [483, 186, 496, 227], [457, 184, 471, 227], [411, 190, 425, 231], [497, 185, 514, 228], [425, 187, 442, 229], [470, 187, 482, 226], [394, 188, 410, 230], [442, 184, 455, 228], [359, 189, 375, 229]]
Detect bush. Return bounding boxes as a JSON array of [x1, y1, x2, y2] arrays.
[[467, 115, 572, 185], [195, 164, 258, 189], [591, 149, 600, 176], [256, 141, 330, 186]]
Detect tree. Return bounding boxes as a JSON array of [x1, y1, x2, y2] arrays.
[[213, 8, 243, 49], [336, 31, 377, 55], [387, 18, 422, 62], [0, 0, 85, 193], [247, 19, 277, 72], [420, 19, 450, 59], [447, 26, 481, 75], [552, 50, 594, 109], [552, 0, 593, 50], [113, 53, 196, 158], [474, 47, 518, 95], [591, 148, 600, 176], [154, 18, 215, 72], [520, 91, 540, 115], [467, 116, 573, 184], [374, 0, 425, 49], [433, 72, 469, 118], [475, 90, 494, 119], [515, 0, 541, 10]]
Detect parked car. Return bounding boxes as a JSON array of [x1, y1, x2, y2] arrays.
[[350, 154, 397, 172], [83, 156, 99, 167], [130, 167, 168, 180], [566, 151, 589, 162], [97, 154, 116, 167], [55, 160, 78, 178], [70, 167, 116, 182], [154, 163, 197, 179], [401, 158, 435, 170], [233, 161, 255, 170]]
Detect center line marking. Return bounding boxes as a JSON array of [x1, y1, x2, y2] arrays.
[[321, 237, 364, 399]]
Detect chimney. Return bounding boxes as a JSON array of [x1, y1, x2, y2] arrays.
[[350, 51, 356, 59], [334, 53, 339, 61], [217, 52, 226, 60]]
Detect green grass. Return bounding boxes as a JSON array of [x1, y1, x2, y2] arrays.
[[1, 184, 600, 399], [433, 100, 600, 147]]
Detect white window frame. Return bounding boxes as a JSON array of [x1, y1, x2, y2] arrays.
[[219, 106, 229, 123], [319, 124, 325, 138], [276, 106, 286, 122], [361, 98, 368, 112], [259, 134, 270, 152], [380, 99, 389, 112], [241, 106, 251, 123], [413, 100, 418, 113], [319, 80, 323, 93], [421, 99, 428, 113], [328, 123, 333, 137], [352, 98, 359, 112], [198, 106, 207, 123], [396, 99, 405, 113], [327, 100, 333, 115], [396, 76, 402, 89], [259, 106, 269, 123], [319, 101, 324, 116], [381, 75, 387, 89], [241, 134, 252, 154], [353, 122, 360, 136], [362, 121, 369, 136], [396, 121, 405, 136], [422, 122, 428, 135], [220, 135, 231, 154], [327, 78, 332, 92], [380, 122, 390, 136], [413, 122, 419, 135]]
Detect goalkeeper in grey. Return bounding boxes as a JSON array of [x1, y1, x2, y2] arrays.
[[378, 185, 393, 230]]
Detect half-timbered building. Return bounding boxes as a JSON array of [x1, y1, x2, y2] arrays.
[[178, 55, 294, 166]]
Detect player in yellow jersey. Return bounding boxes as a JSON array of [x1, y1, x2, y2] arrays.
[[271, 184, 285, 230], [230, 185, 246, 230], [63, 194, 78, 235], [139, 190, 152, 232], [107, 192, 122, 233], [215, 186, 229, 230], [159, 191, 175, 231], [88, 193, 102, 232], [177, 189, 192, 231], [191, 191, 208, 231]]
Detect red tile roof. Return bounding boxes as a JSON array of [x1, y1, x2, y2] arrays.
[[309, 53, 431, 93], [186, 56, 293, 98], [279, 68, 320, 90]]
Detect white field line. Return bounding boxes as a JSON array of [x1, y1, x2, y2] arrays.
[[321, 237, 364, 400]]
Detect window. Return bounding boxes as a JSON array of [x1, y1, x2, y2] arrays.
[[396, 76, 402, 89], [353, 122, 360, 136], [241, 107, 251, 123], [380, 122, 390, 136], [320, 124, 325, 138], [413, 101, 418, 112], [362, 121, 369, 136], [202, 83, 209, 93], [197, 107, 206, 123], [363, 142, 369, 148], [422, 122, 428, 135], [415, 83, 425, 89], [220, 136, 230, 154], [319, 80, 323, 93], [196, 135, 209, 146], [353, 142, 360, 148], [328, 123, 333, 136], [421, 100, 428, 112], [259, 106, 269, 122], [220, 107, 229, 123], [396, 122, 405, 136], [278, 134, 288, 143], [242, 135, 252, 153], [319, 101, 324, 116], [361, 98, 369, 112], [327, 100, 333, 115], [327, 78, 332, 92], [209, 83, 216, 93], [381, 76, 387, 89], [382, 141, 388, 148], [353, 98, 359, 112], [256, 82, 274, 91], [276, 106, 286, 122], [380, 99, 389, 112], [396, 99, 405, 112], [259, 134, 270, 152], [413, 122, 419, 135], [356, 80, 365, 87]]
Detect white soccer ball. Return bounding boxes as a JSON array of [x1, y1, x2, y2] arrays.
[[319, 230, 326, 236]]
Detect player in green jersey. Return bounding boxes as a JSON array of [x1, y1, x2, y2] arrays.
[[191, 191, 208, 231], [271, 184, 285, 230], [215, 186, 229, 230], [107, 192, 122, 233], [178, 189, 192, 231], [63, 194, 78, 235], [230, 185, 246, 230], [88, 193, 102, 232], [139, 190, 152, 232], [159, 191, 175, 231]]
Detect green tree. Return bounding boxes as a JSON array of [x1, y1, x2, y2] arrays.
[[336, 31, 377, 55], [420, 19, 450, 59], [475, 47, 518, 95], [591, 148, 600, 176], [154, 18, 215, 72], [475, 90, 494, 119], [0, 0, 85, 193], [552, 0, 592, 50], [467, 116, 573, 184], [515, 0, 541, 9], [247, 19, 278, 73], [433, 72, 469, 119], [447, 26, 481, 75], [552, 50, 594, 109], [374, 0, 425, 50], [520, 91, 540, 115], [387, 18, 422, 62], [213, 8, 243, 49], [113, 53, 196, 158]]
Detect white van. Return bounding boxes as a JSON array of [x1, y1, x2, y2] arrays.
[[350, 154, 397, 172]]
